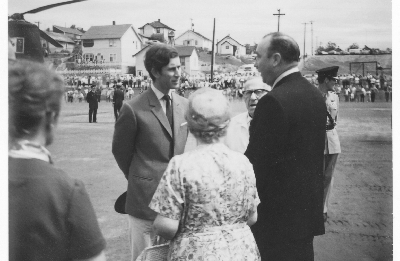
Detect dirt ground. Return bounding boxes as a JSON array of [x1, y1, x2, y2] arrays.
[[48, 94, 392, 261]]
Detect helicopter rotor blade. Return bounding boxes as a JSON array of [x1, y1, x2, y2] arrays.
[[22, 0, 87, 15]]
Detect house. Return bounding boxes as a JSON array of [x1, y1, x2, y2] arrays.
[[53, 25, 84, 44], [175, 30, 212, 50], [81, 22, 143, 73], [138, 19, 175, 44], [41, 31, 76, 53], [216, 35, 246, 57], [132, 45, 200, 77]]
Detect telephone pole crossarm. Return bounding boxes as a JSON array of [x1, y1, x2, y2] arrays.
[[273, 9, 285, 32]]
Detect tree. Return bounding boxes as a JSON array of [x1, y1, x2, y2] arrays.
[[348, 43, 359, 49], [315, 45, 325, 54], [386, 48, 392, 53], [325, 42, 337, 52]]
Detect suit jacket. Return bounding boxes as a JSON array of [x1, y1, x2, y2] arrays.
[[112, 88, 189, 220], [86, 91, 98, 109], [245, 72, 326, 243], [113, 89, 125, 107]]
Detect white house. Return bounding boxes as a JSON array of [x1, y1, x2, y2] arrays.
[[175, 30, 212, 50], [81, 23, 143, 74], [132, 45, 200, 77], [138, 19, 175, 44], [216, 35, 246, 57]]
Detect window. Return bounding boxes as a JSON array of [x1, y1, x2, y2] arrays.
[[156, 28, 160, 33], [83, 39, 94, 47], [226, 46, 229, 49], [110, 54, 117, 62], [195, 40, 198, 45], [83, 53, 94, 62], [186, 40, 190, 45], [109, 39, 116, 47], [180, 57, 185, 66]]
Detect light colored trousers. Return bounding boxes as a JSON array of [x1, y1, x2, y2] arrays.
[[323, 153, 339, 213], [128, 215, 156, 261]]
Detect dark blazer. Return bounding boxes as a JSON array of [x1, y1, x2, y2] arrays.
[[113, 88, 125, 107], [112, 88, 189, 220], [245, 72, 326, 244], [86, 91, 98, 109]]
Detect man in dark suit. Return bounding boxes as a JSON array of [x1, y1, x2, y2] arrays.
[[86, 85, 98, 123], [113, 85, 125, 121], [245, 32, 327, 261], [112, 44, 189, 261]]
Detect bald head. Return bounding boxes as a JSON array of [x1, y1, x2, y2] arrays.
[[243, 77, 271, 118], [244, 77, 272, 92], [262, 32, 300, 63]]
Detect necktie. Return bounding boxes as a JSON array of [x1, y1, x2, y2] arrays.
[[162, 95, 173, 128]]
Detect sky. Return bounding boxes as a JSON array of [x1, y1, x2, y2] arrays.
[[7, 0, 393, 55]]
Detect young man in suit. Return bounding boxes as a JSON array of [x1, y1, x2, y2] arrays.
[[245, 32, 327, 261], [86, 85, 98, 123], [112, 44, 189, 261]]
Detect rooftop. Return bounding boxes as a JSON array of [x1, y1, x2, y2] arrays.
[[175, 46, 196, 57], [176, 30, 211, 41], [43, 31, 75, 44], [138, 20, 175, 31], [53, 25, 83, 35], [81, 24, 132, 40]]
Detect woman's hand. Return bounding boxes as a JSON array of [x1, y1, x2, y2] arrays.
[[153, 214, 179, 240]]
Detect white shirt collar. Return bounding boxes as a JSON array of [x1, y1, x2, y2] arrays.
[[272, 67, 300, 89], [9, 140, 52, 163], [151, 84, 173, 100]]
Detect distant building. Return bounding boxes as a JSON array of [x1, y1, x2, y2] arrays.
[[81, 22, 142, 73], [138, 19, 175, 45], [216, 35, 246, 57], [41, 31, 76, 53], [175, 30, 212, 50], [53, 25, 83, 44], [133, 44, 199, 77]]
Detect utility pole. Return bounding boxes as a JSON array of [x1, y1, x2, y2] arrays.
[[35, 21, 40, 29], [211, 18, 216, 82], [310, 21, 314, 56], [302, 22, 308, 60], [273, 9, 285, 32], [191, 18, 193, 31]]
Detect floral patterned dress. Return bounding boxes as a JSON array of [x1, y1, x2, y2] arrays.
[[149, 143, 261, 261]]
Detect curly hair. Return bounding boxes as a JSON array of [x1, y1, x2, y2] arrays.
[[9, 60, 64, 140], [144, 44, 179, 81], [185, 88, 230, 144]]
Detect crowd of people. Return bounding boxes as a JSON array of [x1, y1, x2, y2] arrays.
[[9, 30, 388, 261]]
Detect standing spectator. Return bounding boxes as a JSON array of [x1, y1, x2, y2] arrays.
[[128, 87, 134, 99], [113, 85, 124, 121], [95, 87, 102, 102], [245, 32, 326, 260], [371, 85, 378, 102], [316, 66, 341, 222], [86, 86, 98, 123], [351, 85, 356, 102], [361, 86, 366, 102], [78, 92, 84, 103], [385, 85, 391, 102], [366, 87, 371, 102], [106, 88, 112, 102], [9, 60, 106, 261], [344, 87, 350, 102]]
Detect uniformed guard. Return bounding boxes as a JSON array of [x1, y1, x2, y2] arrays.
[[316, 66, 342, 222]]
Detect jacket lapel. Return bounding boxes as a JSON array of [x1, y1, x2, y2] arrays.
[[148, 88, 173, 138], [171, 92, 188, 154]]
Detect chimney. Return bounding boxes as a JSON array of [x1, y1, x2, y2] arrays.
[[113, 21, 116, 25], [158, 19, 160, 22]]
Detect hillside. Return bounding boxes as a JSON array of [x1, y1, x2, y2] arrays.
[[300, 54, 392, 76]]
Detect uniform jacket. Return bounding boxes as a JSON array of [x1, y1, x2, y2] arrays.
[[325, 91, 341, 154], [113, 89, 125, 107], [223, 112, 250, 154], [112, 88, 189, 220], [245, 71, 326, 243], [86, 91, 98, 109]]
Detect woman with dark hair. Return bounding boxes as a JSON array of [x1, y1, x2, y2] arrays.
[[149, 88, 260, 260], [9, 60, 107, 261]]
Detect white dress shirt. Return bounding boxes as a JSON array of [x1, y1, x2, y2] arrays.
[[151, 85, 173, 115], [223, 112, 252, 154]]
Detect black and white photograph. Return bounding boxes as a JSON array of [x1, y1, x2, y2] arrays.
[[7, 0, 395, 260]]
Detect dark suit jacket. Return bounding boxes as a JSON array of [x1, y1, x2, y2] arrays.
[[113, 89, 125, 107], [245, 71, 326, 244], [86, 91, 98, 109], [112, 88, 189, 220]]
